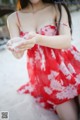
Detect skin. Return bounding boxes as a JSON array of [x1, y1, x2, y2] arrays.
[[7, 0, 79, 120]]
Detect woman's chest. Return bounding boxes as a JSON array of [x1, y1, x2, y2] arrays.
[[19, 6, 56, 33]]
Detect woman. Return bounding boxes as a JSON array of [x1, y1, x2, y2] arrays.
[[7, 0, 80, 120]]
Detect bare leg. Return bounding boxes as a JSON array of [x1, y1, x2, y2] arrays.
[[55, 99, 78, 120]]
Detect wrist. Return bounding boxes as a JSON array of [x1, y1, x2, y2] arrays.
[[36, 34, 42, 44]]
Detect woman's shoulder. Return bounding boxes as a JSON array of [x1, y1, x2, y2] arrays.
[[7, 11, 17, 23]]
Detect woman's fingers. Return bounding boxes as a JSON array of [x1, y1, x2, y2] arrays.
[[14, 44, 35, 53], [10, 37, 23, 43], [15, 42, 32, 49], [8, 45, 25, 53], [15, 38, 36, 48], [7, 37, 24, 47], [7, 34, 36, 47], [7, 46, 15, 52], [7, 35, 37, 52], [14, 48, 27, 53]]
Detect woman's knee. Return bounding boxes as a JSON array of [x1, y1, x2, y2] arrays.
[[55, 100, 78, 120]]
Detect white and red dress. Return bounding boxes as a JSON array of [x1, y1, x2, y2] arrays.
[[17, 24, 80, 110], [13, 7, 80, 109]]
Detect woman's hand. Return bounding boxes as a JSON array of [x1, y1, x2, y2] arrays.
[[7, 37, 25, 59], [7, 37, 24, 52], [7, 37, 23, 46], [13, 32, 38, 53], [7, 43, 25, 59]]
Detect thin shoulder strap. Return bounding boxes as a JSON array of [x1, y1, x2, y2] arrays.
[[16, 11, 22, 31]]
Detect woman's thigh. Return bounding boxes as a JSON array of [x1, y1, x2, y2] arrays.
[[55, 99, 78, 120]]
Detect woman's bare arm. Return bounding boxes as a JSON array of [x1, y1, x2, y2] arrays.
[[36, 5, 72, 49], [7, 12, 24, 59]]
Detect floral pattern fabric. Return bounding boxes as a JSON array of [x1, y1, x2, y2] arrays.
[[17, 25, 80, 110]]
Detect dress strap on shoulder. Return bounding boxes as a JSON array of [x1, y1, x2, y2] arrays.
[[16, 11, 22, 31]]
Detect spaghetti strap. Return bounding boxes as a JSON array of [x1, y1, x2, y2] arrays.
[[16, 11, 22, 31]]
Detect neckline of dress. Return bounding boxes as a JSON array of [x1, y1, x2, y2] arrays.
[[20, 24, 57, 35]]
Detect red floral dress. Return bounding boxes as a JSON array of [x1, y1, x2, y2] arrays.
[[17, 24, 80, 110]]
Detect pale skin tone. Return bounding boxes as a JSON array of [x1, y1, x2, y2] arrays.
[[7, 0, 79, 120]]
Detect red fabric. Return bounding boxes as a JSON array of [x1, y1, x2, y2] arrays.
[[17, 25, 80, 111]]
